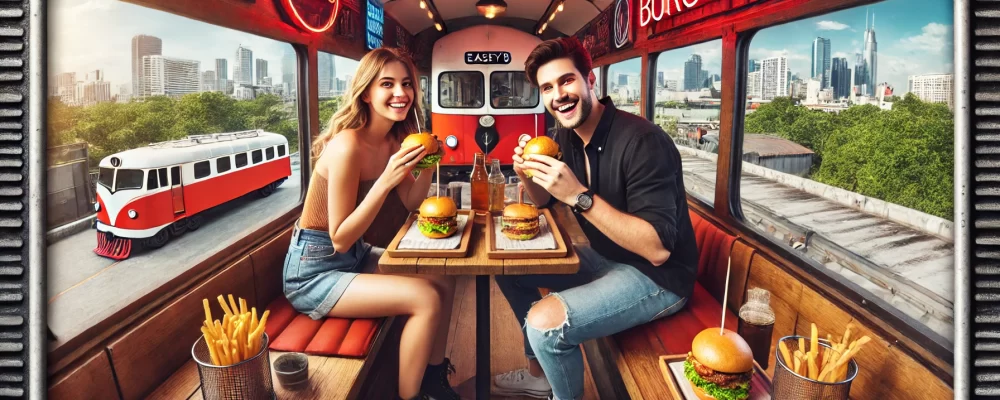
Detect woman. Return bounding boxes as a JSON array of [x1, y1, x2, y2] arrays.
[[283, 47, 459, 400]]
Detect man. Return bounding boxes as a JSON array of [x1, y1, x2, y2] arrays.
[[492, 37, 699, 400]]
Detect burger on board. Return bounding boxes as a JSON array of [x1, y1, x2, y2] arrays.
[[684, 328, 754, 400], [501, 203, 540, 240], [417, 196, 458, 238]]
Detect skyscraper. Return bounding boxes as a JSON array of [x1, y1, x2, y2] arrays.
[[143, 55, 200, 98], [131, 35, 162, 99], [684, 54, 702, 91], [831, 57, 850, 99], [318, 52, 336, 98], [812, 37, 831, 89], [908, 73, 954, 109], [657, 71, 664, 88], [761, 56, 788, 100], [215, 58, 228, 94], [863, 9, 878, 96], [282, 47, 296, 91], [201, 71, 217, 92], [749, 59, 760, 73], [234, 45, 253, 86], [255, 59, 269, 85]]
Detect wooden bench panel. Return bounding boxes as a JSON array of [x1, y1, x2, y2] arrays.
[[48, 349, 119, 400], [107, 256, 258, 400], [745, 253, 801, 377], [250, 227, 293, 308]]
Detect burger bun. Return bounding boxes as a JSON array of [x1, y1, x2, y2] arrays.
[[691, 328, 754, 374]]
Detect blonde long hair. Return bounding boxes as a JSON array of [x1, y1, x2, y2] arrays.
[[311, 47, 425, 162]]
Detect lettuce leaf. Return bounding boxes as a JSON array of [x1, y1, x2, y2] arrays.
[[417, 154, 443, 168], [418, 222, 452, 234], [683, 360, 750, 400]]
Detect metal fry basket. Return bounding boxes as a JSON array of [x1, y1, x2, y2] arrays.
[[772, 335, 857, 400], [192, 332, 276, 400]]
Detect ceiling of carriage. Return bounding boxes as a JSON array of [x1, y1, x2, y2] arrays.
[[382, 0, 614, 36]]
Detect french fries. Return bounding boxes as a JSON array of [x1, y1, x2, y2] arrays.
[[200, 295, 270, 366], [783, 323, 870, 383]]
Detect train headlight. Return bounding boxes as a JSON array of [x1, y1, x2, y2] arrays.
[[95, 202, 101, 212], [128, 209, 138, 219], [445, 135, 458, 149]]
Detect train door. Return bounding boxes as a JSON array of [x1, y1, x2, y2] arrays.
[[170, 166, 184, 214]]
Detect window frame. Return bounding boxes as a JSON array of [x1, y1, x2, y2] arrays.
[[437, 70, 485, 109], [235, 153, 248, 168], [488, 71, 539, 109], [193, 161, 211, 179], [251, 149, 263, 164], [217, 156, 232, 173]]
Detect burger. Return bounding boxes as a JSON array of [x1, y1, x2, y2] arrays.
[[401, 132, 443, 169], [417, 196, 458, 238], [501, 203, 540, 240], [684, 328, 754, 400], [520, 136, 561, 178]]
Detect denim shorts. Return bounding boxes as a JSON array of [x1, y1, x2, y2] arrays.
[[282, 222, 374, 320]]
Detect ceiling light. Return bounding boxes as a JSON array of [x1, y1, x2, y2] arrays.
[[420, 0, 426, 9], [549, 13, 556, 21], [427, 10, 433, 18], [558, 2, 564, 12], [541, 22, 547, 30], [435, 23, 442, 31], [477, 0, 507, 18]]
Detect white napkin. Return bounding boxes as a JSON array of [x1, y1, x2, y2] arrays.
[[397, 215, 469, 250], [493, 215, 557, 250], [668, 361, 699, 399]]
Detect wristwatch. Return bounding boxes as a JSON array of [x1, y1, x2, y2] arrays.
[[572, 189, 594, 213]]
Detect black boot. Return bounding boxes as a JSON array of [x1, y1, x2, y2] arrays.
[[420, 358, 460, 400]]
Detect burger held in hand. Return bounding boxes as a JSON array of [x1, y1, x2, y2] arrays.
[[520, 136, 561, 178], [417, 196, 458, 238], [401, 132, 443, 169], [501, 203, 540, 240], [684, 328, 754, 400]]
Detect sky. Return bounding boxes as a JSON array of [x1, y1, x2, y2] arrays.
[[609, 0, 954, 95], [49, 0, 360, 92]]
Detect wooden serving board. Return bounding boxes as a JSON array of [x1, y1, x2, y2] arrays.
[[659, 354, 772, 400], [384, 210, 475, 258], [486, 208, 568, 259]]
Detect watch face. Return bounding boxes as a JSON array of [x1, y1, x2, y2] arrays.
[[579, 193, 593, 209]]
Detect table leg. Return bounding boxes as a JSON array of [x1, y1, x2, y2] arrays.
[[476, 275, 490, 400]]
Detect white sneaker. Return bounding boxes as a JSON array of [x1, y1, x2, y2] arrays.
[[493, 368, 552, 398]]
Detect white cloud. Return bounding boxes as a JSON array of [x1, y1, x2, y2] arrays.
[[833, 52, 850, 59], [900, 23, 952, 53], [816, 21, 850, 31], [750, 48, 809, 62]]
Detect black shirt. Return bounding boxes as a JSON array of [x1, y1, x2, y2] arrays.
[[546, 97, 699, 299]]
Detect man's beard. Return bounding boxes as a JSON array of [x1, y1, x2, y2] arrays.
[[552, 94, 593, 130]]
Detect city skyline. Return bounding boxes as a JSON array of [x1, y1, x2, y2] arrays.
[[50, 0, 361, 93]]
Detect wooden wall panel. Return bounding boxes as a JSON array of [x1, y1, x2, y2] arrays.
[[107, 256, 257, 400], [250, 227, 294, 308], [745, 253, 801, 377], [48, 349, 120, 400]]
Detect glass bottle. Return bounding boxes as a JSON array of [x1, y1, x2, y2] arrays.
[[738, 287, 776, 369], [488, 158, 506, 212], [470, 152, 489, 214]]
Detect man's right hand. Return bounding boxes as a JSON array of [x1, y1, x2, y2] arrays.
[[512, 133, 532, 178]]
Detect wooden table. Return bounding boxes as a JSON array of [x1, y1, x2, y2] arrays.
[[379, 204, 584, 400]]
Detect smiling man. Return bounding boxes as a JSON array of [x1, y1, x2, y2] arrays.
[[492, 37, 700, 400]]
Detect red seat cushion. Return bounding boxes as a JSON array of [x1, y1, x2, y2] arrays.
[[264, 297, 382, 358]]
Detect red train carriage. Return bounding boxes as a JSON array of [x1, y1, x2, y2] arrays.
[[431, 25, 547, 180], [93, 129, 292, 260]]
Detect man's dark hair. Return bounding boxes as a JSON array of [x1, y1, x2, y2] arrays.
[[524, 36, 593, 87]]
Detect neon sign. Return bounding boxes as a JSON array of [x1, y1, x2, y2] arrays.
[[282, 0, 340, 33], [366, 0, 384, 49], [614, 0, 630, 49], [639, 0, 700, 27]]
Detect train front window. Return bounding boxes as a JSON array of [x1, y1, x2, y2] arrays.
[[98, 167, 114, 190], [114, 169, 145, 191], [736, 0, 954, 343], [490, 72, 538, 108], [439, 71, 484, 108]]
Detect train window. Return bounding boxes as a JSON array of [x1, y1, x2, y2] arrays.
[[235, 153, 248, 168], [98, 167, 114, 190], [318, 51, 358, 134], [194, 161, 211, 179], [490, 71, 538, 108], [439, 71, 485, 108], [655, 40, 722, 206], [171, 166, 180, 186], [607, 57, 642, 116], [115, 169, 145, 191], [278, 144, 286, 157], [146, 170, 158, 190], [266, 147, 275, 160], [252, 149, 263, 164], [736, 0, 955, 342], [216, 157, 231, 173], [158, 168, 168, 186], [592, 68, 602, 98]]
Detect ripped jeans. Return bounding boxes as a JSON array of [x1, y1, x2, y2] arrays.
[[494, 246, 688, 400]]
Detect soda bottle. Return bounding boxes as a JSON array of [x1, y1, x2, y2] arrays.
[[488, 158, 506, 212], [470, 152, 489, 214], [738, 287, 776, 369]]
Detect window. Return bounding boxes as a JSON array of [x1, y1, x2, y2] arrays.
[[194, 161, 211, 179], [98, 167, 114, 190], [266, 147, 275, 160], [158, 168, 168, 186], [607, 57, 642, 116], [277, 144, 286, 157], [654, 40, 722, 207], [146, 170, 158, 190], [171, 166, 180, 186], [592, 68, 602, 98], [490, 71, 538, 108], [319, 51, 358, 134], [216, 156, 231, 173], [235, 153, 248, 168], [439, 71, 484, 108], [737, 0, 955, 343], [252, 149, 263, 164]]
